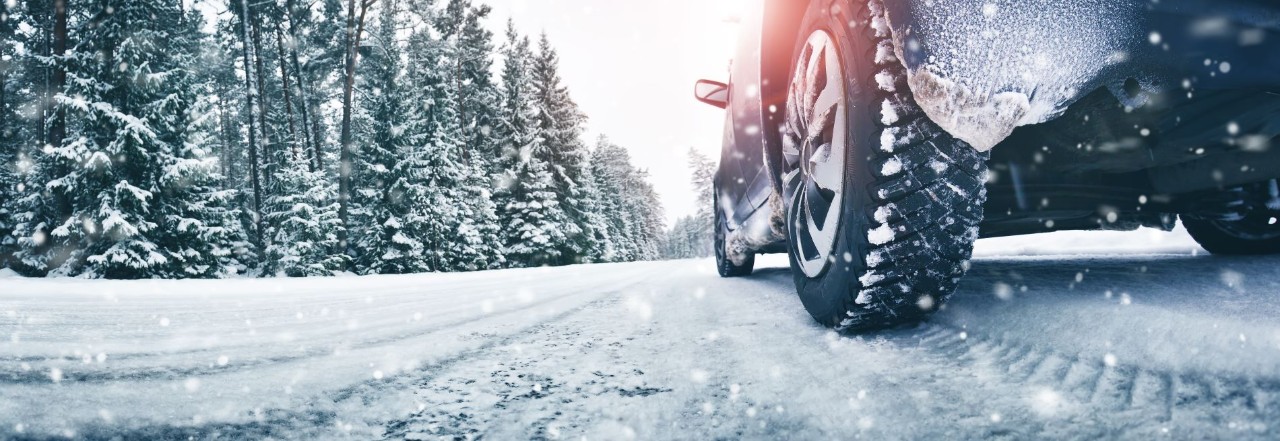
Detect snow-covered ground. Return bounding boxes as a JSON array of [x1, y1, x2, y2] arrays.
[[3, 227, 1280, 439]]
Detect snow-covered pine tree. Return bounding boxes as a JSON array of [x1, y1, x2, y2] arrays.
[[494, 22, 570, 268], [589, 136, 667, 262], [436, 0, 501, 171], [9, 0, 56, 151], [147, 8, 251, 278], [685, 147, 717, 257], [6, 0, 62, 274], [337, 0, 378, 255], [531, 33, 597, 265], [575, 159, 613, 263], [396, 5, 501, 272], [589, 136, 636, 262], [263, 158, 348, 277], [11, 0, 246, 278], [663, 215, 701, 259], [0, 0, 19, 266], [352, 0, 439, 275], [626, 168, 667, 260], [198, 24, 273, 271], [277, 0, 345, 173], [241, 0, 285, 192]]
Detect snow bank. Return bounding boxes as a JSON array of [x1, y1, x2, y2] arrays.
[[974, 225, 1203, 257]]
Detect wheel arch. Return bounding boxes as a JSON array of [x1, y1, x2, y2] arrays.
[[758, 0, 810, 196]]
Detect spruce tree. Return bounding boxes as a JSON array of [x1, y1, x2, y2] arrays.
[[436, 0, 500, 169], [263, 161, 348, 276], [494, 23, 569, 267], [257, 0, 347, 278], [157, 8, 254, 277], [0, 0, 19, 266], [353, 0, 438, 274], [686, 147, 717, 257], [11, 0, 245, 278], [402, 6, 503, 272], [590, 137, 636, 262], [531, 33, 596, 265], [589, 136, 666, 262], [576, 160, 613, 263]]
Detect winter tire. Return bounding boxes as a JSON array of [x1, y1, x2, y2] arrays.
[[781, 0, 988, 330], [1183, 194, 1280, 255], [714, 185, 755, 277]]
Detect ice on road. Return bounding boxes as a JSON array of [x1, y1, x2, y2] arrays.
[[3, 229, 1280, 439]]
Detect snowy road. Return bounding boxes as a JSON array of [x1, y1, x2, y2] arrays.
[[3, 230, 1280, 440]]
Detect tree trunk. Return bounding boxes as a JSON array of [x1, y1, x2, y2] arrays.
[[307, 97, 325, 171], [338, 0, 375, 253], [36, 6, 48, 148], [48, 1, 68, 151], [213, 80, 236, 189], [49, 0, 68, 222], [285, 0, 323, 172], [250, 17, 277, 189], [238, 0, 265, 248], [1, 73, 6, 149], [273, 22, 301, 161], [0, 69, 6, 140], [0, 1, 7, 140]]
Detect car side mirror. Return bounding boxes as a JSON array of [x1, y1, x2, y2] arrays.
[[694, 79, 730, 109]]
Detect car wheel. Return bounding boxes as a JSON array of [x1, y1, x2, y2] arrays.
[[714, 185, 755, 277], [781, 0, 989, 330], [1183, 185, 1280, 254]]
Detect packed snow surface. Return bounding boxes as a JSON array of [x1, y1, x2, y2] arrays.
[[4, 228, 1280, 439]]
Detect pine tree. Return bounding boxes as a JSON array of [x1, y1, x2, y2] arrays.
[[494, 23, 569, 267], [663, 216, 700, 259], [263, 161, 348, 276], [352, 0, 437, 274], [337, 0, 378, 256], [531, 33, 597, 265], [280, 0, 345, 172], [590, 137, 635, 262], [576, 160, 613, 263], [0, 0, 20, 266], [436, 0, 500, 168], [589, 136, 666, 263], [400, 4, 503, 272], [229, 0, 267, 248], [626, 167, 666, 261], [12, 0, 246, 278], [679, 147, 716, 258], [172, 8, 256, 277]]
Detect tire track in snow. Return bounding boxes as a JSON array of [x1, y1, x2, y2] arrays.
[[0, 266, 664, 384], [4, 286, 639, 441], [0, 287, 607, 384], [1, 263, 658, 364], [381, 265, 825, 440], [903, 322, 1279, 437], [378, 295, 666, 440]]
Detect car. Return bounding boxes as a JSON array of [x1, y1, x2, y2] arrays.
[[694, 0, 1280, 330]]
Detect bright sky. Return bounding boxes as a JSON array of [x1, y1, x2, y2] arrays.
[[483, 0, 743, 226]]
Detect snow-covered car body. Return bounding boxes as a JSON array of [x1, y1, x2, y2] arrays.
[[714, 0, 1280, 252]]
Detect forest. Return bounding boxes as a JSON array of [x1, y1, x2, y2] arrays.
[[0, 0, 682, 278]]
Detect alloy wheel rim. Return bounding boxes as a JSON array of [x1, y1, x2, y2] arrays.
[[783, 30, 848, 278]]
